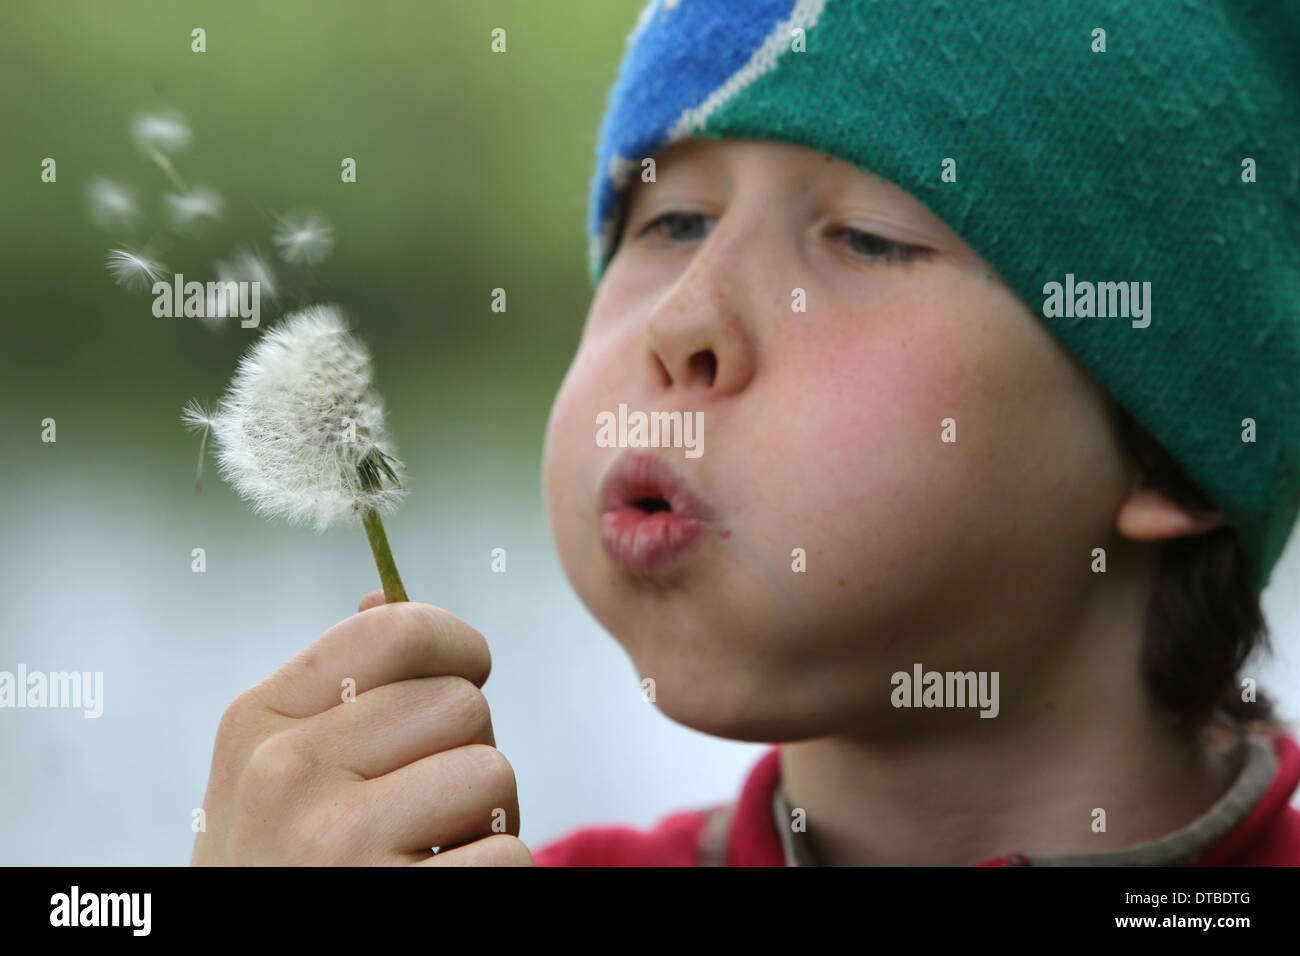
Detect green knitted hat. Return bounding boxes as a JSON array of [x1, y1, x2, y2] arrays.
[[587, 0, 1300, 590]]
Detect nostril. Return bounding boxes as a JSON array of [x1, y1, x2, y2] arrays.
[[689, 350, 717, 388], [649, 350, 672, 389]]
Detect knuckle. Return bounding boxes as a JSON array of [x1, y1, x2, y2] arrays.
[[214, 690, 268, 761], [464, 744, 516, 795], [379, 602, 492, 677], [242, 728, 323, 799], [441, 677, 492, 737], [454, 619, 492, 672], [217, 690, 256, 740]]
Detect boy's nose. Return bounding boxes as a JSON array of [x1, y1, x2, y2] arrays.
[[643, 235, 759, 400]]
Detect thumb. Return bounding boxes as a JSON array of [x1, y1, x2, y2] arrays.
[[358, 590, 386, 613]]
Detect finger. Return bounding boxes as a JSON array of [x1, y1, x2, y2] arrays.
[[359, 590, 386, 613], [250, 603, 492, 720], [414, 834, 534, 867], [299, 675, 496, 779], [366, 744, 520, 853]]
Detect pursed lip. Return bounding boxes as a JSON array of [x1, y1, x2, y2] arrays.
[[598, 450, 715, 574]]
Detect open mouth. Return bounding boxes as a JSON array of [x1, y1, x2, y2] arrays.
[[598, 451, 712, 574]]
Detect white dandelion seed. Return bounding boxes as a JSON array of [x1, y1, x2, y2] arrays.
[[219, 247, 279, 303], [106, 247, 169, 292], [198, 249, 280, 332], [271, 210, 335, 266], [86, 177, 140, 230], [163, 186, 224, 233], [181, 397, 214, 433], [181, 399, 216, 491], [195, 304, 405, 533], [130, 109, 191, 155]]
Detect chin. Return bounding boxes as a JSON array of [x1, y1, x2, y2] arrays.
[[592, 621, 825, 743]]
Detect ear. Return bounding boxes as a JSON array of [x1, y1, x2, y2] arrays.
[[1114, 477, 1229, 542]]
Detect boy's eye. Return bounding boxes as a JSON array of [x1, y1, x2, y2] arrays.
[[635, 211, 929, 264], [831, 226, 930, 264], [636, 210, 715, 242]]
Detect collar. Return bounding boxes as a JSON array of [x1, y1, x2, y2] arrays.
[[721, 731, 1298, 866]]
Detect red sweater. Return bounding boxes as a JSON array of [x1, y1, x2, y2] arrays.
[[532, 732, 1300, 866]]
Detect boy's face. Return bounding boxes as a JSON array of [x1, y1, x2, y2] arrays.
[[542, 137, 1133, 742]]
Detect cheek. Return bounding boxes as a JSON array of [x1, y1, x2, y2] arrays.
[[748, 311, 976, 547], [542, 331, 626, 595], [741, 289, 1090, 626], [542, 284, 646, 536], [759, 286, 1120, 595], [542, 355, 597, 537]]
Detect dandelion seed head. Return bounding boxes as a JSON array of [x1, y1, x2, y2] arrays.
[[130, 109, 191, 155], [86, 177, 140, 230], [106, 247, 169, 293], [271, 210, 335, 266], [163, 186, 224, 233], [203, 305, 404, 531]]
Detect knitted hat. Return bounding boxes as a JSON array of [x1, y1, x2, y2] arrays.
[[586, 0, 1300, 590]]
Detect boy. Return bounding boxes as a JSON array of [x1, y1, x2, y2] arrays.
[[191, 0, 1300, 866]]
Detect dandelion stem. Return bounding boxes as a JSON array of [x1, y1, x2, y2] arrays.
[[362, 508, 408, 603], [148, 149, 189, 193]]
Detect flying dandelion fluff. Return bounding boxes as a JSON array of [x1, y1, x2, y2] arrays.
[[86, 177, 140, 230], [163, 185, 224, 233], [181, 399, 215, 490], [183, 305, 409, 601], [106, 247, 169, 292], [219, 248, 278, 303], [91, 108, 336, 333], [271, 210, 335, 267], [130, 109, 195, 201], [199, 250, 280, 331], [130, 109, 191, 156]]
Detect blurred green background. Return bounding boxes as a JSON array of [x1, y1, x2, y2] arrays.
[[0, 0, 776, 865], [3, 0, 625, 457]]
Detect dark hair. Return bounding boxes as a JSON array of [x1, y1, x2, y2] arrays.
[[1105, 397, 1290, 737]]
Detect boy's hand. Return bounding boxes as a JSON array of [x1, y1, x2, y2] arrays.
[[190, 594, 532, 866]]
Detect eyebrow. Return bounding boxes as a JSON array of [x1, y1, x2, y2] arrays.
[[621, 146, 716, 215]]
